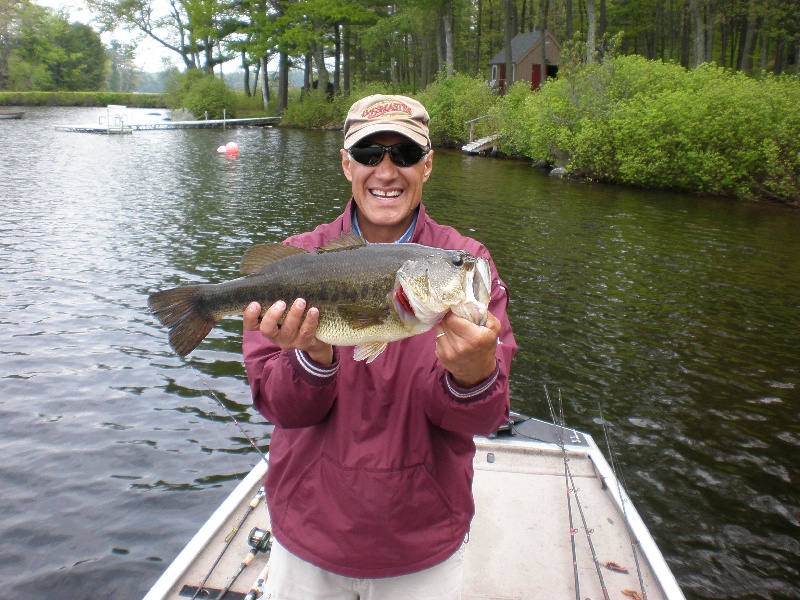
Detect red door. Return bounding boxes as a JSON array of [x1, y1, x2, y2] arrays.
[[531, 64, 542, 90], [498, 64, 507, 95]]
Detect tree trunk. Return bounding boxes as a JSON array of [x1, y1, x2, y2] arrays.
[[599, 0, 606, 38], [242, 52, 251, 97], [691, 0, 704, 66], [539, 0, 549, 88], [503, 0, 513, 91], [680, 0, 690, 68], [436, 11, 445, 75], [774, 34, 785, 75], [476, 0, 482, 75], [277, 51, 289, 114], [303, 52, 312, 90], [312, 34, 329, 94], [566, 0, 573, 39], [705, 1, 715, 63], [739, 0, 757, 71], [443, 0, 454, 77], [333, 23, 341, 93], [586, 0, 596, 62], [796, 15, 800, 75], [259, 56, 270, 108], [252, 62, 260, 96], [343, 25, 351, 93]]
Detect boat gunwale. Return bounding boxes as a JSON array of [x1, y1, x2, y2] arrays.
[[142, 458, 269, 600]]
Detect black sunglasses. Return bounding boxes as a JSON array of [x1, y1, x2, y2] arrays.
[[349, 142, 429, 167]]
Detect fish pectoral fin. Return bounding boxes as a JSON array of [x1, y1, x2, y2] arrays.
[[338, 305, 390, 329], [240, 243, 308, 275], [353, 342, 388, 363], [316, 232, 367, 253]]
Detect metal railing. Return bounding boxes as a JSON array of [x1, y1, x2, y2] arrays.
[[464, 115, 490, 143]]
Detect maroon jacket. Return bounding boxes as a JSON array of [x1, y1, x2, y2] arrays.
[[243, 200, 516, 578]]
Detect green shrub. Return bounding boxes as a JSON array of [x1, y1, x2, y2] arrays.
[[166, 70, 236, 119], [281, 89, 338, 127], [416, 74, 497, 148], [282, 82, 412, 129], [499, 53, 800, 202]]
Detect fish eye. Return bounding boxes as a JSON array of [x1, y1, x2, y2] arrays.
[[451, 253, 464, 267]]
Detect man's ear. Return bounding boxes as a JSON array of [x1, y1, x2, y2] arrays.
[[422, 150, 433, 182], [341, 149, 354, 182]]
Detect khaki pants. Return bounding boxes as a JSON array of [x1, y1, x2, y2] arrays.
[[264, 538, 466, 600]]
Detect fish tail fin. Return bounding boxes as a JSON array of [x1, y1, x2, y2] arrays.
[[148, 286, 217, 357]]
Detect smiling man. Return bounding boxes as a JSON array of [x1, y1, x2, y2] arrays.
[[242, 95, 517, 599]]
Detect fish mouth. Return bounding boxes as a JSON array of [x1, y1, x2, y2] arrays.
[[451, 258, 491, 326]]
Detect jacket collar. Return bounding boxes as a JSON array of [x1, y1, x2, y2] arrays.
[[343, 198, 429, 243]]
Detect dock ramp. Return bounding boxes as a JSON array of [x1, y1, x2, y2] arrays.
[[462, 134, 502, 154]]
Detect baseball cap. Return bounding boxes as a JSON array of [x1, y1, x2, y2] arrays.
[[343, 95, 430, 150]]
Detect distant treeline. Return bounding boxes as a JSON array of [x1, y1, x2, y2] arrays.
[[0, 92, 167, 107]]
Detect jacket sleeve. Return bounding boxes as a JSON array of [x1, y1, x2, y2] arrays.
[[423, 264, 517, 437], [243, 329, 339, 429]]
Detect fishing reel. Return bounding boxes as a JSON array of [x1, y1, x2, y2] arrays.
[[247, 527, 272, 553]]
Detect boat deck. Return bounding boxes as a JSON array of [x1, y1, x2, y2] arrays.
[[144, 418, 683, 600], [466, 426, 669, 599]]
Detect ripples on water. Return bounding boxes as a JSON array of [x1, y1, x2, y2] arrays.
[[1, 108, 798, 599]]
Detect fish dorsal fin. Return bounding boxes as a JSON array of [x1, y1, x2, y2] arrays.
[[353, 341, 389, 363], [241, 243, 308, 275], [317, 231, 367, 253], [338, 305, 390, 329]]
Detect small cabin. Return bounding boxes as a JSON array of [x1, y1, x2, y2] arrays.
[[488, 31, 561, 93]]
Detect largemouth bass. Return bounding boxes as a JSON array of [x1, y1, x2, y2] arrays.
[[148, 233, 491, 361]]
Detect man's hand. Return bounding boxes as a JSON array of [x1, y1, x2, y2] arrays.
[[243, 299, 334, 366], [434, 311, 500, 388]]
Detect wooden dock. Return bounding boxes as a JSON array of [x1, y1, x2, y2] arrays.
[[54, 106, 280, 134], [54, 123, 133, 134], [462, 134, 502, 154], [131, 117, 280, 130]]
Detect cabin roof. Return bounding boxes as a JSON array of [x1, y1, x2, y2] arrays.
[[488, 31, 544, 65]]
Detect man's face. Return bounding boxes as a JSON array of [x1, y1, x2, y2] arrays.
[[341, 131, 433, 243]]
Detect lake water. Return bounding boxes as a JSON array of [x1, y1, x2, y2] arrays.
[[1, 107, 798, 600]]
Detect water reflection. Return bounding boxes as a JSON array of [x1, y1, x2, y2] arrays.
[[0, 108, 798, 600]]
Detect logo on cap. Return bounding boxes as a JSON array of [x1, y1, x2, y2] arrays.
[[362, 100, 413, 120]]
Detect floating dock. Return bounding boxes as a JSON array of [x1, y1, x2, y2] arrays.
[[54, 105, 280, 134], [131, 117, 280, 130]]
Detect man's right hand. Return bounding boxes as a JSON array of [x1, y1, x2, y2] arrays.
[[243, 299, 334, 366]]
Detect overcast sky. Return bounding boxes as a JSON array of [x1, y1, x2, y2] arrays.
[[35, 0, 180, 72]]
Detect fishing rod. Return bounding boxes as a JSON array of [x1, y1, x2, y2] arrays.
[[544, 386, 581, 600], [555, 389, 611, 600], [190, 365, 269, 467], [599, 404, 648, 600], [243, 558, 272, 600], [217, 526, 272, 600], [186, 367, 272, 597], [190, 487, 265, 600]]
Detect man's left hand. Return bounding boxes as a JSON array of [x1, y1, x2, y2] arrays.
[[434, 311, 500, 388]]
